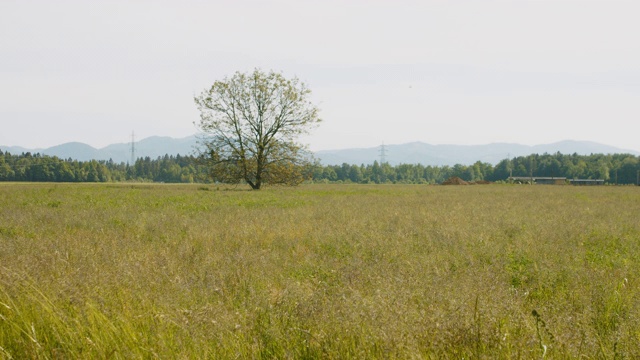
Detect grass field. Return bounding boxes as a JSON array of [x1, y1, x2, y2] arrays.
[[1, 183, 639, 359]]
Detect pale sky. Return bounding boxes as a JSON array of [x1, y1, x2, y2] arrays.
[[2, 0, 640, 152]]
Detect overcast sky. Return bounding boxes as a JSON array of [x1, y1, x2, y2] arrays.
[[2, 0, 639, 152]]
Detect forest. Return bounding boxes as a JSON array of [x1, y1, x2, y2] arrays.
[[0, 152, 208, 183], [1, 150, 639, 185]]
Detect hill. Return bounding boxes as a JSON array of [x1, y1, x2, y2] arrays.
[[315, 140, 640, 166], [1, 136, 199, 163], [1, 137, 638, 166]]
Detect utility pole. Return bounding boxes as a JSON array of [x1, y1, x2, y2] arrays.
[[529, 156, 534, 184], [379, 142, 387, 164], [130, 131, 136, 165]]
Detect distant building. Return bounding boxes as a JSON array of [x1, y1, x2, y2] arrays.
[[508, 176, 604, 185], [568, 179, 605, 186], [509, 177, 566, 185]]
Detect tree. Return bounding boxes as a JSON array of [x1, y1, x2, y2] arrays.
[[194, 69, 321, 189]]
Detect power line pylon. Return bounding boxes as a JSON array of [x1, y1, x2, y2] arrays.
[[379, 142, 387, 164], [130, 131, 136, 165]]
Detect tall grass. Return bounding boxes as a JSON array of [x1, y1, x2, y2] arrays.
[[1, 183, 639, 358]]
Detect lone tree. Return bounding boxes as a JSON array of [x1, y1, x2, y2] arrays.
[[194, 69, 321, 189]]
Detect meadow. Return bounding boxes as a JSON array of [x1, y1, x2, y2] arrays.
[[1, 183, 639, 359]]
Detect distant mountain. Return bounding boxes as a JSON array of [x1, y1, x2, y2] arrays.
[[0, 145, 42, 155], [315, 140, 640, 166], [45, 142, 102, 161], [1, 137, 638, 166], [97, 136, 199, 163], [0, 135, 200, 163]]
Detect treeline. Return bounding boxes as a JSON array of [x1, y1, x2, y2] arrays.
[[0, 151, 208, 183], [313, 152, 640, 185], [1, 150, 639, 184]]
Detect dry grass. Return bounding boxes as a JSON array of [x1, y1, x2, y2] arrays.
[[1, 183, 640, 358]]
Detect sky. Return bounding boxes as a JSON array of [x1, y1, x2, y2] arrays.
[[1, 0, 640, 152]]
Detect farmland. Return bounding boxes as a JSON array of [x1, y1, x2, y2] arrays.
[[1, 183, 640, 358]]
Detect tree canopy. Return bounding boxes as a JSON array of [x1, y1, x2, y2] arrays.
[[194, 69, 321, 189], [1, 150, 639, 185]]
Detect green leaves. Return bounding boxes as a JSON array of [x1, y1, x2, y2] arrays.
[[195, 69, 321, 189]]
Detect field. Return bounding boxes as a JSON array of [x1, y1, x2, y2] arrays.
[[1, 183, 640, 359]]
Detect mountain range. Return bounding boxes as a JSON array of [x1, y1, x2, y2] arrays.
[[1, 136, 638, 166], [315, 140, 640, 166], [1, 136, 199, 164]]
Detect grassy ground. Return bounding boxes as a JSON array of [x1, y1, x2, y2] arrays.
[[1, 183, 639, 359]]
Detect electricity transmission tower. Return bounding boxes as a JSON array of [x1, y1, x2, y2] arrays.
[[130, 131, 136, 165], [379, 142, 387, 164]]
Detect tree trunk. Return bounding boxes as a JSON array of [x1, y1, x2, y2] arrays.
[[247, 179, 261, 190]]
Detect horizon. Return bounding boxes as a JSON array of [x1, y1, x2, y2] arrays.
[[2, 134, 639, 155], [2, 1, 640, 152]]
